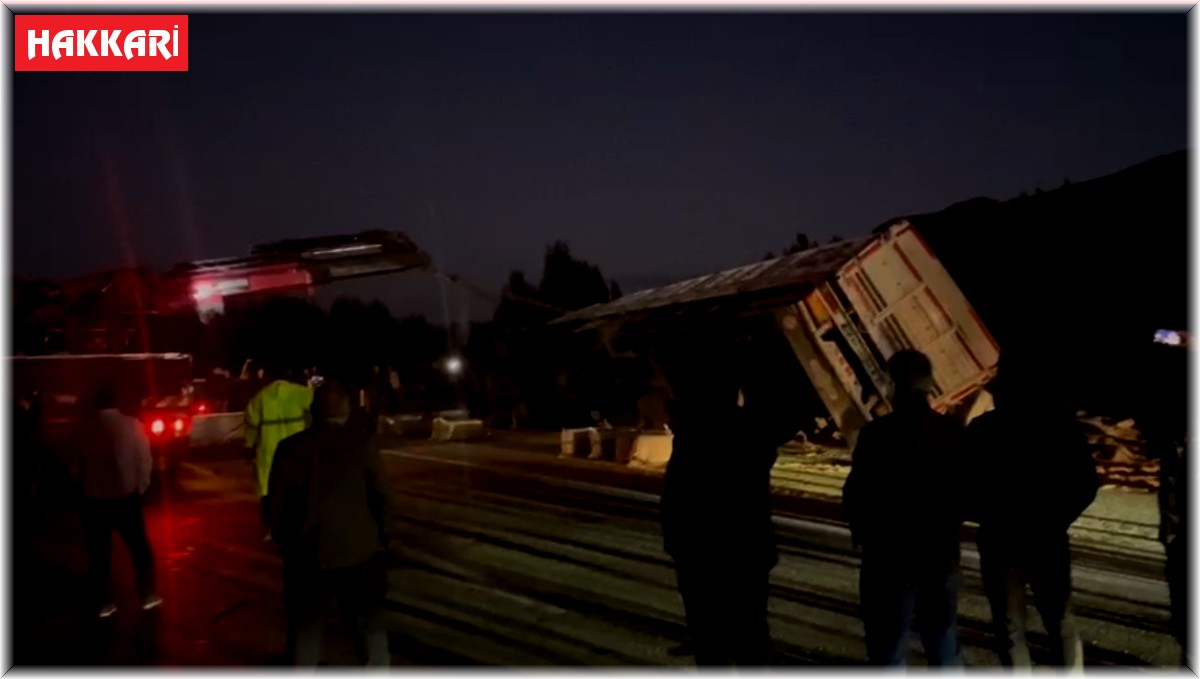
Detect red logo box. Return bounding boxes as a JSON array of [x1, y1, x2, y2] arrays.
[[15, 15, 188, 72]]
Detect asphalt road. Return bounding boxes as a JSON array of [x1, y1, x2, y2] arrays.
[[11, 439, 1179, 667]]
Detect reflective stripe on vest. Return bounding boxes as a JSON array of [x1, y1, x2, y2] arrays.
[[258, 416, 308, 427]]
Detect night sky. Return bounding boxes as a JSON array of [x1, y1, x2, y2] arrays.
[[13, 12, 1188, 322]]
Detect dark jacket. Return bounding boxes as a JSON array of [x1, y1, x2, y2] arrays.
[[843, 405, 964, 574], [662, 403, 785, 569], [964, 405, 1098, 540], [1139, 344, 1188, 548], [1159, 438, 1187, 548], [15, 398, 46, 498], [659, 328, 808, 570], [267, 423, 393, 570]]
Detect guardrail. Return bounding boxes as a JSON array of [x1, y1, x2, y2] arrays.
[[189, 412, 244, 446]]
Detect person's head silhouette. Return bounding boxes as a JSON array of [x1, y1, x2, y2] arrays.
[[887, 349, 934, 410]]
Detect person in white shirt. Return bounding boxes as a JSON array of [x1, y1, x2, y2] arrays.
[[70, 383, 161, 618]]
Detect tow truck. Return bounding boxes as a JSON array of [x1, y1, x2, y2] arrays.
[[13, 231, 441, 497], [160, 230, 432, 316]]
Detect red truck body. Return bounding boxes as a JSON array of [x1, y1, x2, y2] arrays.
[[12, 353, 196, 492]]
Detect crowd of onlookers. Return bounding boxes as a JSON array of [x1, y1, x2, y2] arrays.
[[654, 313, 1188, 670], [12, 321, 1190, 669]]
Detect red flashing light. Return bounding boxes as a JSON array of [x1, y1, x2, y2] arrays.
[[173, 418, 185, 434], [196, 402, 208, 413], [150, 419, 166, 436]]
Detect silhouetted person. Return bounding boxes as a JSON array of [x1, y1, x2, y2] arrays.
[[14, 393, 43, 504], [14, 393, 48, 561], [1140, 340, 1189, 668], [965, 355, 1097, 669], [69, 383, 161, 618], [655, 314, 806, 667], [843, 349, 964, 667], [368, 365, 392, 417], [267, 381, 393, 667]]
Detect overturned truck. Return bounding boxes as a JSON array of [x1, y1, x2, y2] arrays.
[[552, 220, 1000, 447]]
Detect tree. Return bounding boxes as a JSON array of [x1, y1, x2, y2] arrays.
[[538, 241, 613, 312], [241, 295, 327, 375], [153, 307, 208, 366], [783, 233, 820, 255], [493, 270, 544, 328], [465, 240, 625, 429], [13, 277, 62, 355]]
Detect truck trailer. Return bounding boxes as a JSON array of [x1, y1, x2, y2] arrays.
[[553, 220, 1000, 445]]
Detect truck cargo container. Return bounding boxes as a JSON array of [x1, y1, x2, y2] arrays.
[[554, 220, 999, 446]]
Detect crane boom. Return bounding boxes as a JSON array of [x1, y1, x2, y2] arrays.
[[160, 230, 433, 315], [16, 230, 570, 355]]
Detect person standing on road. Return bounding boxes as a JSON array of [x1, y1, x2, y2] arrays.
[[843, 349, 965, 667], [245, 364, 314, 540], [1156, 401, 1189, 670], [1140, 337, 1190, 668], [654, 313, 807, 667], [965, 353, 1098, 670], [14, 393, 47, 519], [69, 382, 162, 618], [267, 381, 394, 667]]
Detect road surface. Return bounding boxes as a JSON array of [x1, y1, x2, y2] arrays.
[[12, 439, 1177, 667]]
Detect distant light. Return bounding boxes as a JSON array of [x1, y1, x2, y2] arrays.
[[445, 356, 464, 376], [173, 418, 186, 434], [151, 419, 165, 435], [1155, 329, 1188, 347], [192, 278, 250, 300]]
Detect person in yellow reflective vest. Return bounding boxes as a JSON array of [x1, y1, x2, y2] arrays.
[[245, 367, 314, 539]]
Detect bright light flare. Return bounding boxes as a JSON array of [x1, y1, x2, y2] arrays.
[[150, 419, 165, 435], [1155, 329, 1188, 347], [445, 356, 464, 376]]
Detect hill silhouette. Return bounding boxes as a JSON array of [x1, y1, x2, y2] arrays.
[[879, 150, 1188, 417]]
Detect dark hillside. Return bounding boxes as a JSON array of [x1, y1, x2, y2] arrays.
[[884, 151, 1188, 417]]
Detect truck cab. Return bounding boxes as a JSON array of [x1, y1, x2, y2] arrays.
[[138, 391, 201, 494]]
